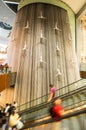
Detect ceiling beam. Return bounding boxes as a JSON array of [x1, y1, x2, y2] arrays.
[[76, 3, 86, 18]]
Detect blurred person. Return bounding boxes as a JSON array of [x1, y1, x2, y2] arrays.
[[0, 110, 3, 118], [4, 104, 10, 116], [1, 116, 9, 130], [48, 84, 56, 102], [8, 104, 16, 116], [1, 118, 7, 130], [12, 101, 17, 109], [9, 110, 24, 130], [0, 64, 4, 73], [51, 98, 64, 130], [4, 63, 9, 73], [9, 110, 20, 130]]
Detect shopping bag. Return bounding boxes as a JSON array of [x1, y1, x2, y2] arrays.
[[16, 120, 24, 130]]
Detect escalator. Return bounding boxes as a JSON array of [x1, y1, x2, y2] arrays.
[[16, 78, 86, 130], [24, 109, 86, 130]]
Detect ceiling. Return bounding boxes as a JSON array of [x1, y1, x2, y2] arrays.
[[62, 0, 86, 14], [0, 0, 86, 50], [3, 0, 86, 14]]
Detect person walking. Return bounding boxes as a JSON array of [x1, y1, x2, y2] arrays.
[[52, 98, 64, 130], [48, 84, 56, 102]]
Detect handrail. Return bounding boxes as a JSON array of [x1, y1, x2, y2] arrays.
[[19, 96, 86, 123], [18, 84, 86, 115], [23, 108, 86, 129], [17, 78, 86, 111]]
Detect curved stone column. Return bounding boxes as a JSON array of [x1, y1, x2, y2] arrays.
[[7, 3, 80, 106]]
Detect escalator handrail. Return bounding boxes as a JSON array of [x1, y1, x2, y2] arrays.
[[18, 84, 86, 114], [23, 107, 86, 129], [17, 78, 85, 110]]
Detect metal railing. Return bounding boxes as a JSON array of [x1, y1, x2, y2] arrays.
[[17, 78, 86, 112], [20, 94, 86, 123]]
